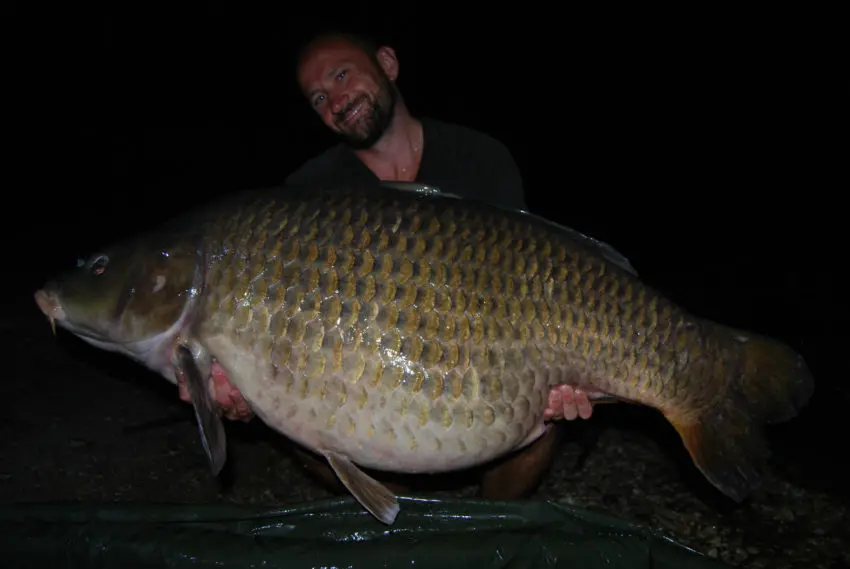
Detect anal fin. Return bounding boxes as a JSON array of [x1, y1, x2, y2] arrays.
[[323, 450, 400, 525], [176, 345, 227, 476]]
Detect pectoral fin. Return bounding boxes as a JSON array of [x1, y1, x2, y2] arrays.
[[176, 345, 227, 476], [323, 450, 400, 525]]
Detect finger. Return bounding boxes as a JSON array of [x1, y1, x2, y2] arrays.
[[575, 388, 593, 419], [176, 370, 191, 403], [210, 372, 234, 411], [559, 384, 578, 421], [229, 389, 254, 422], [546, 388, 564, 420]]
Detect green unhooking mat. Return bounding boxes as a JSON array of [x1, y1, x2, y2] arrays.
[[0, 496, 733, 568]]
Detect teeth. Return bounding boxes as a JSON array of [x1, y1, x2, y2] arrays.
[[345, 102, 362, 122]]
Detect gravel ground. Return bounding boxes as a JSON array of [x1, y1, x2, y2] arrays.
[[3, 291, 847, 569]]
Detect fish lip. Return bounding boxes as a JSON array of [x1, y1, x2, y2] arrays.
[[34, 287, 66, 335], [32, 286, 172, 362], [33, 286, 108, 343], [34, 287, 61, 318]]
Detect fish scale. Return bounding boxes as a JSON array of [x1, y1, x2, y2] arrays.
[[197, 192, 572, 470], [35, 183, 814, 525]]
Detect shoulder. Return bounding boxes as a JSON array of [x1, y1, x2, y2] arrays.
[[423, 117, 520, 179], [423, 117, 514, 157], [421, 117, 526, 210], [284, 144, 349, 185]]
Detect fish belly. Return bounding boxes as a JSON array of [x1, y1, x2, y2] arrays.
[[203, 334, 552, 473]]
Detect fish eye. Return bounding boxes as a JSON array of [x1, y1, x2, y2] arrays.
[[90, 255, 109, 276]]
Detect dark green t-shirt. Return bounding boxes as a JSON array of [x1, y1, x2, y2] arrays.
[[284, 117, 527, 211]]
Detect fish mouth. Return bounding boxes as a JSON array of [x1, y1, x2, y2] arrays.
[[34, 288, 66, 336], [33, 287, 115, 344], [33, 287, 146, 355]]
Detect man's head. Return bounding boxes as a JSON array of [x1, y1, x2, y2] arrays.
[[295, 31, 401, 149]]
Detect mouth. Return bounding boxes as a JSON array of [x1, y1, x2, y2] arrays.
[[340, 98, 366, 126], [34, 288, 66, 336]]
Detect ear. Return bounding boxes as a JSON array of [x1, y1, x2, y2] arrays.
[[376, 46, 399, 81]]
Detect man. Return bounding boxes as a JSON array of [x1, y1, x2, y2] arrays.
[[282, 31, 527, 211], [176, 30, 601, 499]]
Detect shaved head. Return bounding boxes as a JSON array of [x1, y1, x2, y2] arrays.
[[295, 31, 381, 80]]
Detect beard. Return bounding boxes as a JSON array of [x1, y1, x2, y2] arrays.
[[332, 73, 398, 150]]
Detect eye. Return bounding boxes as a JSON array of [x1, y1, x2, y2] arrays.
[[89, 254, 109, 276], [336, 70, 346, 81]]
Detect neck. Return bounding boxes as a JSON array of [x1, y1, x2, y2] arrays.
[[353, 102, 423, 181]]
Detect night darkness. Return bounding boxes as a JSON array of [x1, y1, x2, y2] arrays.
[[5, 3, 848, 567]]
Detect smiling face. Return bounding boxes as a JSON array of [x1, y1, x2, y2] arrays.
[[296, 36, 399, 149]]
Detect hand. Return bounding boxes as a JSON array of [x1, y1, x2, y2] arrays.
[[544, 384, 595, 421], [176, 361, 254, 422]]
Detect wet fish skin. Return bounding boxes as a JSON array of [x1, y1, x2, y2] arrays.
[[34, 184, 814, 524]]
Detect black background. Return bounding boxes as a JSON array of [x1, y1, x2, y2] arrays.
[[6, 3, 847, 488]]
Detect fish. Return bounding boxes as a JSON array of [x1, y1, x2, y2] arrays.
[[34, 182, 814, 525]]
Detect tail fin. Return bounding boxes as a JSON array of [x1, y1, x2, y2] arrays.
[[666, 330, 814, 503]]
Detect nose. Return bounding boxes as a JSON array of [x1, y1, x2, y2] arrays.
[[330, 91, 350, 114]]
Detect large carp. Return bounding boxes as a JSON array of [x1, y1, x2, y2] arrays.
[[34, 183, 813, 524]]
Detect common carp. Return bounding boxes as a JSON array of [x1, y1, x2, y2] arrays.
[[34, 183, 814, 524]]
